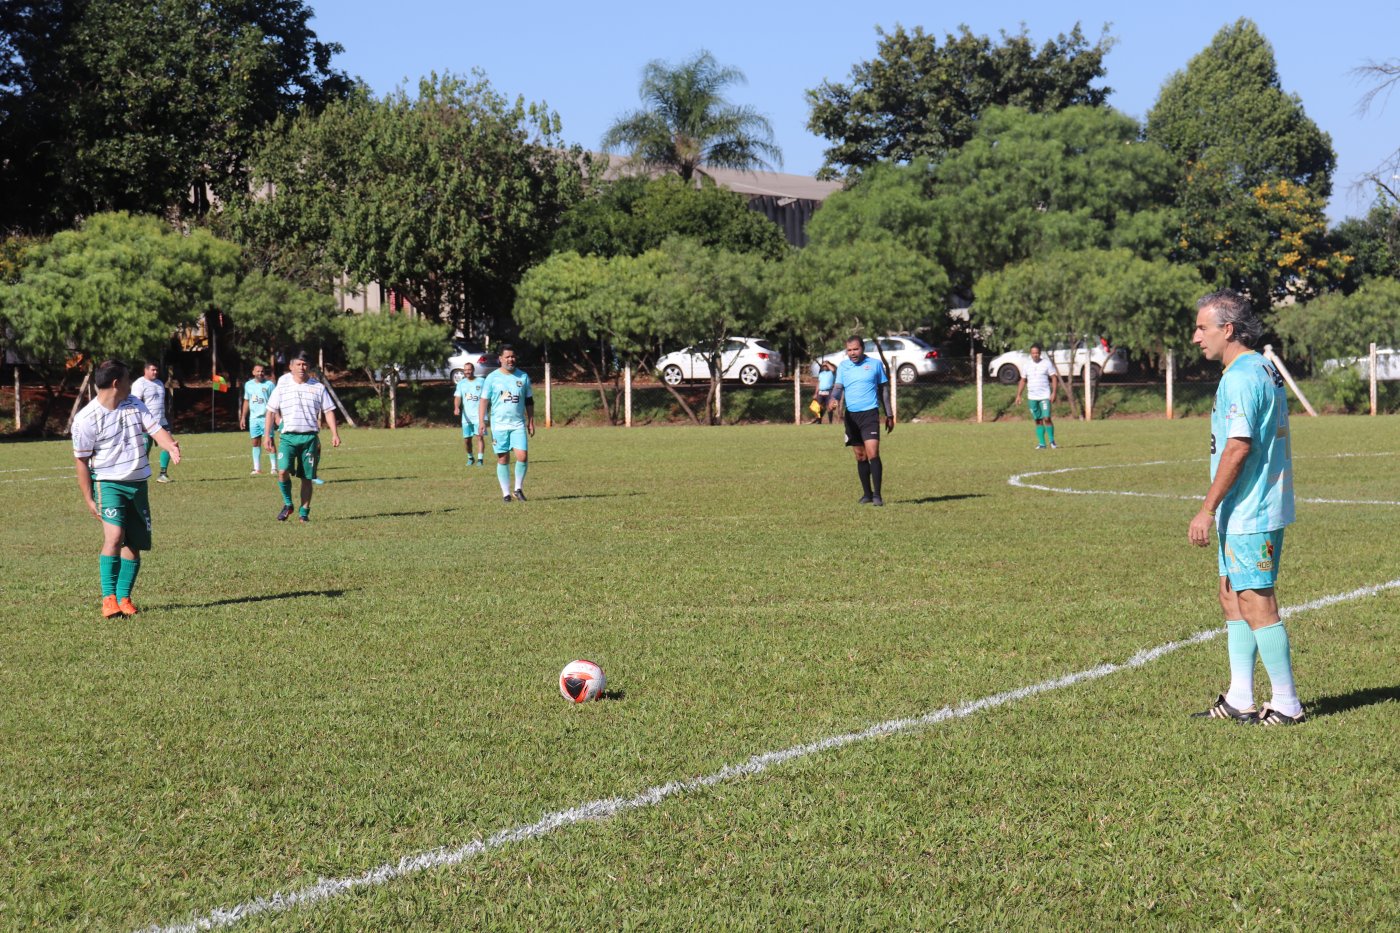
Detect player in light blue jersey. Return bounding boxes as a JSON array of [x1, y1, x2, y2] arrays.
[[827, 336, 893, 506], [452, 363, 487, 467], [1188, 289, 1302, 725], [478, 346, 534, 502], [240, 364, 276, 475]]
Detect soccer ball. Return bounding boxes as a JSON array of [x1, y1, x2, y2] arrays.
[[559, 659, 606, 703]]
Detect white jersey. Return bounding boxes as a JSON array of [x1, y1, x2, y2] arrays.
[[1024, 357, 1056, 401], [72, 396, 161, 481], [267, 378, 333, 433], [129, 376, 168, 426]]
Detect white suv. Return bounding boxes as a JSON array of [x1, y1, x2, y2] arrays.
[[810, 336, 948, 385], [657, 338, 785, 386], [987, 340, 1127, 385]]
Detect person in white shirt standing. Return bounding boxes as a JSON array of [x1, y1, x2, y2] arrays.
[[1013, 344, 1061, 449], [129, 361, 175, 481], [264, 350, 340, 523], [72, 360, 182, 619]]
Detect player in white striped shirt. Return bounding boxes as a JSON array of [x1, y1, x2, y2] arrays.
[[264, 351, 340, 522], [72, 360, 182, 619]]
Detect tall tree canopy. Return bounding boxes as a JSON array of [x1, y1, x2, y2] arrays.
[[0, 0, 350, 233], [226, 72, 589, 337], [806, 23, 1113, 178], [1273, 279, 1400, 365], [551, 175, 787, 260], [602, 50, 782, 182]]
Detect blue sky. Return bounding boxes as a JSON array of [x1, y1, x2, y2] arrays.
[[313, 0, 1398, 221]]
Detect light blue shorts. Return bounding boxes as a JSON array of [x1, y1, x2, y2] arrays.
[[249, 416, 268, 439], [1218, 528, 1285, 591], [491, 426, 528, 454], [461, 419, 480, 439]]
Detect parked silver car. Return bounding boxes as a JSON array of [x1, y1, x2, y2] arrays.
[[657, 338, 785, 386], [810, 336, 948, 385]]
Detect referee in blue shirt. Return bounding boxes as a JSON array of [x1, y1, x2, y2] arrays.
[[827, 336, 894, 506]]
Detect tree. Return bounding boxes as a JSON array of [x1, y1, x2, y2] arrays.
[[337, 313, 450, 428], [1, 212, 240, 369], [768, 239, 948, 354], [1353, 58, 1400, 204], [806, 23, 1113, 177], [602, 50, 782, 182], [551, 175, 788, 259], [0, 0, 350, 233], [224, 271, 340, 371], [227, 73, 589, 337], [803, 160, 943, 258], [1147, 19, 1338, 310], [1273, 279, 1400, 366], [1330, 204, 1400, 293], [930, 106, 1178, 294]]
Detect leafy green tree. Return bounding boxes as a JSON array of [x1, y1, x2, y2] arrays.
[[1273, 279, 1400, 366], [1331, 204, 1400, 293], [338, 312, 450, 428], [768, 239, 948, 355], [0, 212, 240, 369], [514, 251, 620, 420], [0, 0, 350, 232], [224, 271, 340, 371], [227, 73, 588, 337], [602, 50, 781, 181], [551, 175, 788, 259], [803, 160, 943, 258], [973, 248, 1204, 359], [1147, 19, 1338, 309], [930, 106, 1178, 294], [806, 23, 1113, 177]]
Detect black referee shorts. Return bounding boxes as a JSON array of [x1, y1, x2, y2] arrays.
[[843, 408, 881, 446]]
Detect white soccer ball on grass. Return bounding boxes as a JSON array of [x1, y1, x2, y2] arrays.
[[558, 659, 606, 703]]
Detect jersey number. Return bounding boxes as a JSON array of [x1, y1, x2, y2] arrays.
[[1210, 433, 1216, 455]]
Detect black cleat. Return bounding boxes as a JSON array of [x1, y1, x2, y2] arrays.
[[513, 489, 527, 502], [277, 505, 294, 522], [858, 494, 874, 505], [1191, 694, 1258, 723], [871, 495, 884, 507], [503, 495, 512, 504], [1256, 705, 1306, 726]]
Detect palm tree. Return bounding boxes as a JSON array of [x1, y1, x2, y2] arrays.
[[602, 50, 782, 182]]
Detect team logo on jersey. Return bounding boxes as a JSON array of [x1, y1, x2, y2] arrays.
[[103, 507, 119, 519], [1257, 539, 1274, 572], [514, 379, 523, 388]]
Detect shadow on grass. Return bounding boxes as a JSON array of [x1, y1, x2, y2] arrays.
[[903, 493, 986, 505], [1307, 685, 1400, 718], [547, 492, 641, 501], [597, 688, 627, 701], [341, 508, 461, 521], [163, 588, 349, 609], [319, 476, 409, 484]]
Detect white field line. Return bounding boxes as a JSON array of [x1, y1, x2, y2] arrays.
[[1009, 452, 1400, 507], [141, 576, 1400, 933]]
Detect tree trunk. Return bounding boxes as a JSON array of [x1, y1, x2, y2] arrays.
[[583, 353, 614, 424], [662, 383, 701, 424]]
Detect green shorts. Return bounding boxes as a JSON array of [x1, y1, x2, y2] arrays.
[[1218, 528, 1285, 591], [1028, 399, 1052, 420], [96, 479, 152, 551], [277, 432, 321, 480]]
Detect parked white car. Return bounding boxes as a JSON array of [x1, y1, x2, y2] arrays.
[[1321, 348, 1400, 381], [384, 343, 499, 384], [809, 336, 949, 385], [987, 341, 1128, 385], [657, 338, 785, 386]]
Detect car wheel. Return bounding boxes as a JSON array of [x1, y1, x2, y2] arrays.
[[997, 364, 1020, 385], [739, 365, 760, 386], [450, 368, 465, 384], [897, 364, 917, 385], [662, 365, 684, 387]]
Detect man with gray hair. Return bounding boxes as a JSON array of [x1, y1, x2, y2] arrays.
[[1188, 289, 1303, 725]]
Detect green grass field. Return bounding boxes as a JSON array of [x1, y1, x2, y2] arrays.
[[3, 417, 1398, 930]]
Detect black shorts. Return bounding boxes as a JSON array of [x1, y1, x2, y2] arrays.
[[843, 408, 881, 446]]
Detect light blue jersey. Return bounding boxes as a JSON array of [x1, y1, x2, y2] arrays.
[[817, 370, 835, 392], [244, 378, 274, 417], [483, 368, 532, 429], [835, 355, 887, 413], [454, 376, 486, 425], [1210, 351, 1294, 534]]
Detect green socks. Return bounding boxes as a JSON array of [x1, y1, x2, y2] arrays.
[[1046, 423, 1056, 445], [1254, 622, 1301, 716], [116, 557, 141, 599], [1036, 425, 1046, 446], [159, 449, 170, 472], [100, 555, 120, 597], [278, 480, 293, 507], [1224, 619, 1256, 709]]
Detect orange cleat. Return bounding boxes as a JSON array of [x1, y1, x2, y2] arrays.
[[101, 595, 122, 619], [117, 597, 139, 617]]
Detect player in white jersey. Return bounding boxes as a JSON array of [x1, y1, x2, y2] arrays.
[[264, 351, 340, 522], [1013, 344, 1060, 449], [1188, 290, 1302, 726], [72, 360, 182, 619], [130, 362, 174, 482]]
